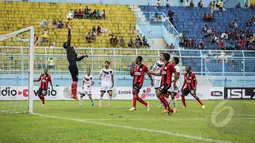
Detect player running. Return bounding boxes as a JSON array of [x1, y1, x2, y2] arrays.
[[98, 61, 114, 108], [63, 27, 88, 100], [129, 56, 153, 112], [180, 66, 205, 109], [34, 68, 53, 106], [152, 53, 164, 108], [149, 53, 177, 115], [167, 57, 180, 113], [79, 68, 95, 106]]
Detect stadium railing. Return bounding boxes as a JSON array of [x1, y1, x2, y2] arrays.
[[1, 47, 255, 87]]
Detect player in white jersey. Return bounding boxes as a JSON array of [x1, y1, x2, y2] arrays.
[[98, 61, 114, 108], [79, 68, 95, 106], [167, 57, 180, 113], [152, 53, 164, 108]]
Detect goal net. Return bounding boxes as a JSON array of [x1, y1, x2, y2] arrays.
[[0, 26, 34, 114]]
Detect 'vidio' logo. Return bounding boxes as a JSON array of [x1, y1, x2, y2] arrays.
[[0, 87, 57, 97]]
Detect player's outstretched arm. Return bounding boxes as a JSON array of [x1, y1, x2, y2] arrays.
[[76, 54, 88, 61], [33, 75, 41, 82]]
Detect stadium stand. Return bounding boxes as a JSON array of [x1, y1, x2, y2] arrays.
[[0, 1, 137, 48], [140, 6, 255, 50]]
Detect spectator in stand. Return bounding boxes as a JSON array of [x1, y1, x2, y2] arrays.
[[136, 35, 141, 42], [57, 20, 63, 28], [166, 0, 170, 8], [91, 32, 96, 41], [87, 9, 92, 19], [92, 9, 97, 19], [250, 4, 254, 9], [110, 35, 114, 46], [168, 9, 174, 24], [244, 3, 248, 9], [48, 58, 55, 69], [218, 0, 223, 12], [52, 19, 57, 25], [221, 31, 228, 40], [209, 2, 214, 15], [199, 39, 205, 49], [198, 0, 203, 8], [179, 33, 184, 47], [135, 39, 141, 48], [102, 9, 106, 20], [96, 9, 101, 19], [190, 0, 194, 10], [120, 37, 125, 47], [212, 1, 216, 11], [186, 0, 190, 11], [170, 43, 174, 49], [203, 13, 214, 22], [229, 20, 235, 28], [246, 20, 252, 27], [92, 26, 97, 34], [113, 36, 118, 47], [236, 2, 241, 8], [86, 32, 92, 43], [128, 38, 134, 48], [219, 40, 224, 49], [97, 26, 102, 36], [34, 34, 39, 46], [74, 10, 78, 18], [84, 6, 89, 14], [156, 0, 161, 9], [202, 25, 208, 32], [41, 29, 48, 46], [78, 9, 83, 19], [142, 36, 149, 47], [40, 19, 48, 28], [234, 21, 238, 28]]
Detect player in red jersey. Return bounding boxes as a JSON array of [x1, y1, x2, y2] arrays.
[[34, 68, 53, 106], [129, 56, 153, 112], [149, 53, 177, 115], [180, 66, 205, 108]]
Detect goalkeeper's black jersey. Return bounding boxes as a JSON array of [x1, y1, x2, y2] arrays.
[[64, 29, 85, 66]]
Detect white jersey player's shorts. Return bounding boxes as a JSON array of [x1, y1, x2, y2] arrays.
[[153, 79, 161, 89], [168, 83, 180, 94], [100, 82, 113, 93], [81, 87, 92, 95]]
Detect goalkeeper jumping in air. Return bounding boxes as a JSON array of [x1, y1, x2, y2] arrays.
[[63, 26, 88, 100]]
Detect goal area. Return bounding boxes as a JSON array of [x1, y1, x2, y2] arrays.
[[0, 26, 34, 114]]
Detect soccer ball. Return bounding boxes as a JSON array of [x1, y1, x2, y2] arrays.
[[66, 13, 74, 20]]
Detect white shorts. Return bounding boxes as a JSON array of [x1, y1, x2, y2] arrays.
[[101, 83, 112, 93], [81, 87, 92, 95], [154, 79, 161, 89], [168, 84, 179, 94]]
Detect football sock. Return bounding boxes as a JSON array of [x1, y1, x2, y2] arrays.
[[41, 95, 45, 104], [99, 96, 103, 106], [159, 95, 173, 112], [195, 96, 203, 105], [88, 95, 94, 103], [172, 99, 177, 109], [132, 94, 137, 108], [137, 97, 148, 106], [182, 96, 186, 107], [108, 96, 112, 106]]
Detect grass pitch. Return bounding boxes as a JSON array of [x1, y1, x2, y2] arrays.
[[0, 100, 255, 143]]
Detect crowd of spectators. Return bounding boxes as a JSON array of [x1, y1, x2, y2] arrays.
[[70, 6, 106, 20], [127, 35, 149, 48], [201, 17, 255, 50]]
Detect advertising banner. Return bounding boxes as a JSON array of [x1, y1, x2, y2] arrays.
[[224, 87, 255, 99]]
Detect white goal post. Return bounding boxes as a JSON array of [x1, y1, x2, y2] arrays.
[[0, 26, 34, 114]]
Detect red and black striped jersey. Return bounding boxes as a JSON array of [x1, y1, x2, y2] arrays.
[[160, 62, 176, 85], [132, 64, 148, 86], [38, 74, 52, 89], [184, 72, 196, 89]]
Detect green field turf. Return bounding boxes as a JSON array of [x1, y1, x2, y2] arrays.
[[0, 100, 255, 143]]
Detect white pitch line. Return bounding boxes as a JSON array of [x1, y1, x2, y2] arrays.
[[33, 113, 232, 143]]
